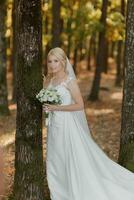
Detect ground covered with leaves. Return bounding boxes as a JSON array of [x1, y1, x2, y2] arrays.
[[0, 65, 123, 199]]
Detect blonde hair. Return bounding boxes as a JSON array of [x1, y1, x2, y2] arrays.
[[43, 47, 67, 85], [47, 47, 67, 70]]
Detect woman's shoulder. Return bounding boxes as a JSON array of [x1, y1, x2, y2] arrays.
[[65, 76, 76, 85], [62, 76, 77, 90]]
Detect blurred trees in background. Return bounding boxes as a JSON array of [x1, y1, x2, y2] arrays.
[[0, 0, 10, 116], [89, 0, 108, 101], [52, 0, 61, 47], [115, 0, 125, 87], [1, 0, 126, 111], [42, 0, 125, 81], [11, 0, 17, 103]]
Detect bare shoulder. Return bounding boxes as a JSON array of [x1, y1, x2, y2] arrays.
[[66, 78, 82, 94], [66, 77, 84, 108], [66, 78, 78, 88]]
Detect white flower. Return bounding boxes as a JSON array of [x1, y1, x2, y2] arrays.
[[48, 96, 53, 102], [36, 87, 62, 107], [42, 96, 48, 102]]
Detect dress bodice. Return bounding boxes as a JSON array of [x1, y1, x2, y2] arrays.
[[47, 76, 75, 105], [46, 76, 75, 126]]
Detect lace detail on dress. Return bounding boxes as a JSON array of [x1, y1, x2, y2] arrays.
[[49, 76, 75, 88], [59, 76, 75, 90]]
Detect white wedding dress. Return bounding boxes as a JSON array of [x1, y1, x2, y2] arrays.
[[46, 76, 134, 200]]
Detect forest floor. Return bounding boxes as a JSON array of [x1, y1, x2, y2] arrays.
[[0, 59, 123, 199]]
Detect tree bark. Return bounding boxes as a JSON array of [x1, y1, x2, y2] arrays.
[[52, 0, 61, 47], [118, 0, 134, 172], [102, 39, 108, 73], [109, 42, 116, 58], [92, 34, 97, 60], [89, 0, 108, 101], [43, 16, 50, 76], [12, 1, 45, 199], [0, 0, 10, 116], [11, 0, 17, 103], [115, 41, 122, 86], [115, 0, 125, 86], [67, 18, 72, 58], [87, 37, 92, 71], [73, 45, 78, 74]]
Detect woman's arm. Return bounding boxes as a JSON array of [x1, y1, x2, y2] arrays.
[[43, 79, 84, 112]]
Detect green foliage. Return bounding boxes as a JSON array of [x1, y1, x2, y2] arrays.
[[106, 0, 126, 42], [42, 0, 126, 52], [5, 0, 126, 56], [42, 1, 52, 47], [61, 1, 102, 50], [106, 11, 125, 41], [109, 0, 121, 10]]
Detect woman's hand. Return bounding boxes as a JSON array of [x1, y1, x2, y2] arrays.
[[43, 103, 59, 112]]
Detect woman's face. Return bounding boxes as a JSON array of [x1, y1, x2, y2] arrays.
[[47, 55, 64, 74]]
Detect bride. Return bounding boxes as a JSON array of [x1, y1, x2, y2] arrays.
[[43, 47, 134, 200]]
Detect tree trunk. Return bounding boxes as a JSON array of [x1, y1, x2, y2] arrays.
[[115, 41, 122, 86], [43, 15, 50, 76], [92, 35, 97, 60], [67, 34, 71, 59], [121, 0, 125, 16], [67, 18, 72, 58], [0, 0, 10, 116], [12, 1, 45, 199], [73, 45, 78, 74], [79, 42, 85, 61], [89, 0, 108, 101], [118, 0, 134, 172], [102, 39, 108, 74], [87, 37, 92, 71], [115, 0, 125, 86], [43, 43, 50, 76], [109, 42, 116, 58], [52, 0, 61, 47], [11, 0, 17, 103]]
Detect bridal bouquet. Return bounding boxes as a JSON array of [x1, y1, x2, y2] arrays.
[[36, 88, 62, 126]]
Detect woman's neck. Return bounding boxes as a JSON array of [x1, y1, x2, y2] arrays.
[[52, 71, 67, 80]]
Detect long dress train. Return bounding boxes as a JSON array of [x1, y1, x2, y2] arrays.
[[46, 76, 134, 200]]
